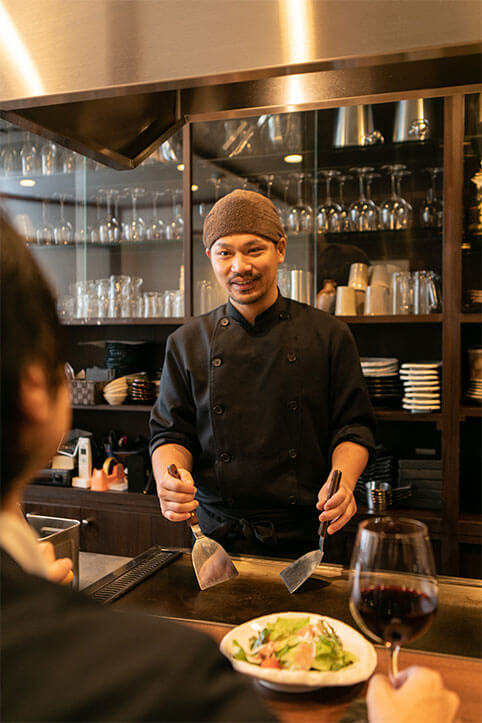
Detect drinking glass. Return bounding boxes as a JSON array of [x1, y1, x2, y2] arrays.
[[336, 174, 353, 232], [1, 129, 19, 176], [123, 187, 146, 241], [20, 132, 40, 176], [287, 172, 313, 234], [166, 189, 184, 241], [53, 194, 73, 245], [199, 176, 223, 219], [348, 167, 379, 231], [98, 189, 121, 244], [316, 170, 343, 233], [349, 517, 438, 682], [41, 141, 59, 175], [146, 191, 166, 241], [262, 173, 275, 200], [420, 167, 444, 228], [36, 202, 55, 246], [108, 275, 132, 318], [380, 164, 413, 230]]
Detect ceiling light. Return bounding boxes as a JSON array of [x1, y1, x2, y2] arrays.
[[191, 184, 199, 192], [19, 178, 36, 187], [284, 154, 303, 164], [177, 163, 184, 171]]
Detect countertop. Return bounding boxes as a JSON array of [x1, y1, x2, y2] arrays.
[[109, 550, 482, 660]]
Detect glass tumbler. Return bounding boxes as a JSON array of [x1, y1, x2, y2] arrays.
[[143, 291, 162, 318], [108, 275, 131, 318], [391, 271, 412, 314]]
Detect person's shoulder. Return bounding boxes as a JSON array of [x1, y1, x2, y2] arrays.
[[169, 305, 226, 343]]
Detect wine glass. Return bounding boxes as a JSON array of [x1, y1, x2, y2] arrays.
[[349, 517, 438, 683], [421, 167, 443, 228], [316, 169, 342, 233], [199, 175, 223, 219], [36, 201, 55, 246], [146, 191, 166, 240], [348, 167, 379, 231], [336, 174, 353, 232], [41, 141, 59, 176], [262, 174, 275, 200], [53, 194, 73, 245], [287, 172, 313, 234], [166, 189, 184, 240], [1, 129, 19, 177], [123, 187, 146, 241], [380, 164, 413, 230], [98, 188, 121, 244], [20, 132, 40, 176]]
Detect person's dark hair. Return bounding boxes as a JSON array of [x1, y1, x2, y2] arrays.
[[1, 209, 66, 498]]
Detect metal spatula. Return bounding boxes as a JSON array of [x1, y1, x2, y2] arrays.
[[167, 464, 239, 590], [280, 469, 342, 593]]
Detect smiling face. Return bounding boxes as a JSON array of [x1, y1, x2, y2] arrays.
[[206, 233, 286, 323]]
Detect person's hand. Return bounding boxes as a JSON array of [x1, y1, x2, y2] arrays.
[[367, 667, 459, 723], [38, 541, 74, 585], [316, 476, 356, 533], [157, 466, 199, 522]]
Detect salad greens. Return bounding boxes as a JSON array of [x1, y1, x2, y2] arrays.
[[232, 616, 358, 672]]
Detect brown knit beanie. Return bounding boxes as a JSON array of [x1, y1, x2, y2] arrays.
[[203, 189, 285, 249]]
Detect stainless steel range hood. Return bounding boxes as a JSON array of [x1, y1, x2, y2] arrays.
[[0, 0, 480, 170]]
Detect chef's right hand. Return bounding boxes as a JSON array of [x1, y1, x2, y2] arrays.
[[157, 466, 199, 522]]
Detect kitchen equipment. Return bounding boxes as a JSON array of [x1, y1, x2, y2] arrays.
[[26, 513, 80, 588], [167, 464, 238, 590], [393, 99, 434, 142], [280, 469, 342, 593], [334, 105, 383, 147]]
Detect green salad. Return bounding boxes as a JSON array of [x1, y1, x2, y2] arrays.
[[232, 616, 358, 672]]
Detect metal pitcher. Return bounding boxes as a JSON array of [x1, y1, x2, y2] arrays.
[[333, 105, 384, 147], [393, 99, 434, 142]]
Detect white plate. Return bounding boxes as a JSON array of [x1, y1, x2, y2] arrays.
[[402, 382, 440, 388], [219, 612, 377, 693], [361, 357, 399, 366]]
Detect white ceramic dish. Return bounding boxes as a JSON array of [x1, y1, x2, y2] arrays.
[[219, 612, 377, 693], [361, 357, 398, 366], [400, 362, 441, 370]]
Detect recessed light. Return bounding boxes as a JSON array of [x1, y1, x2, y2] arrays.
[[284, 154, 303, 164], [191, 184, 199, 192], [177, 163, 184, 171], [19, 178, 36, 187]]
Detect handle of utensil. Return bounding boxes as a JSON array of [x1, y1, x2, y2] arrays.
[[318, 469, 342, 538], [167, 463, 199, 525]]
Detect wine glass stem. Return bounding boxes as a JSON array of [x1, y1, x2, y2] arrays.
[[388, 643, 400, 685], [391, 173, 397, 199]]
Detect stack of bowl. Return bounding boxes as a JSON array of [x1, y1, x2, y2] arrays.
[[103, 376, 128, 406]]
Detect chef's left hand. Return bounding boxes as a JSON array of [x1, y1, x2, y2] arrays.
[[316, 477, 357, 534]]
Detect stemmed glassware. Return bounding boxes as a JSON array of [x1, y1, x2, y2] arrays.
[[336, 174, 353, 232], [166, 189, 184, 240], [98, 188, 121, 244], [287, 172, 313, 234], [123, 187, 146, 241], [316, 169, 343, 233], [1, 129, 19, 177], [36, 201, 55, 245], [421, 167, 443, 228], [199, 175, 224, 219], [348, 167, 379, 231], [380, 164, 413, 230], [146, 191, 166, 241], [20, 132, 40, 176], [349, 517, 438, 683], [41, 141, 58, 176], [262, 174, 275, 199], [53, 194, 73, 245]]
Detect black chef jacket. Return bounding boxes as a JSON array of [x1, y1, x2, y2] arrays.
[[150, 294, 375, 556]]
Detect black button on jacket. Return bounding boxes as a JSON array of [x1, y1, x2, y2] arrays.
[[150, 295, 375, 541]]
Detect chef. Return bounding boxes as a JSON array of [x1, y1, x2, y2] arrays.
[[150, 189, 375, 558]]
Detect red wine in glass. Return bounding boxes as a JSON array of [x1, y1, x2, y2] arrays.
[[349, 517, 438, 683]]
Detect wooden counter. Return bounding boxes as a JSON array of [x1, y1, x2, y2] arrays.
[[186, 619, 482, 723]]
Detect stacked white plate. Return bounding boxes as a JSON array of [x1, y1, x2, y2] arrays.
[[399, 362, 441, 412], [467, 288, 482, 308], [360, 358, 399, 376], [466, 378, 482, 402]]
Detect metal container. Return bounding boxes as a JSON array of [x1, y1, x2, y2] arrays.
[[393, 99, 434, 142], [334, 105, 384, 147], [26, 514, 80, 589]]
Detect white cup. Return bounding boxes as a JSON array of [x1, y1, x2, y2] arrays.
[[348, 262, 369, 291], [335, 286, 357, 315], [370, 264, 391, 288], [364, 285, 390, 315]]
